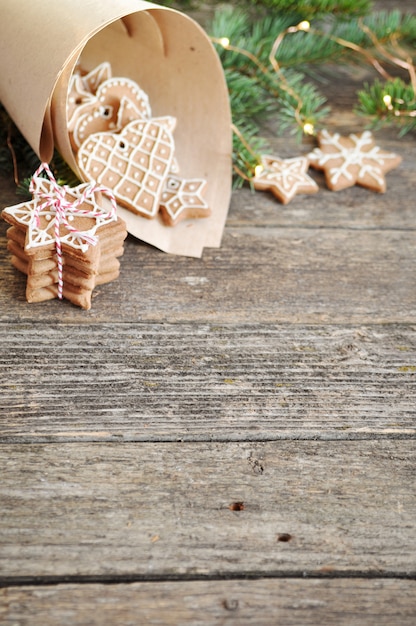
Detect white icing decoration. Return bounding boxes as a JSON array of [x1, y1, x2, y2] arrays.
[[159, 175, 209, 222], [77, 118, 176, 218], [70, 74, 151, 149], [253, 155, 318, 199], [3, 179, 118, 253], [308, 130, 398, 186]]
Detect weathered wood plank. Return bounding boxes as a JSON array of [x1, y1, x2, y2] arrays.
[[1, 324, 414, 442], [1, 222, 415, 324], [1, 441, 415, 579], [1, 579, 415, 626]]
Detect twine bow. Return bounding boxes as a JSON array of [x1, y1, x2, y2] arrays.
[[29, 162, 117, 300]]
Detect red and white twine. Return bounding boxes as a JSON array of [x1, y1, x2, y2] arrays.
[[29, 163, 117, 300]]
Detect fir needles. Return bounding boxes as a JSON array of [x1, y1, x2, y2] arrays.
[[209, 4, 416, 184]]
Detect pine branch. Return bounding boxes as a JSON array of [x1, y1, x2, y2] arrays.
[[211, 8, 331, 127], [231, 122, 270, 188], [356, 77, 416, 135], [209, 3, 416, 185], [247, 0, 372, 19]]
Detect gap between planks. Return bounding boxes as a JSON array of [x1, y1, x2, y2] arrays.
[[1, 578, 415, 626], [2, 570, 416, 587]]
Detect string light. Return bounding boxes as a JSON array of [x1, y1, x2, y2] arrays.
[[214, 13, 415, 185], [230, 124, 264, 181], [254, 164, 264, 177], [382, 94, 416, 118], [211, 36, 270, 76], [269, 19, 314, 129], [359, 20, 416, 95], [383, 94, 393, 109], [297, 20, 310, 32], [303, 122, 315, 135]]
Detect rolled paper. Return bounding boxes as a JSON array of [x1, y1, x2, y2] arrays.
[[0, 0, 232, 257]]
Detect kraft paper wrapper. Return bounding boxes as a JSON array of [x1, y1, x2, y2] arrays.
[[0, 0, 232, 257]]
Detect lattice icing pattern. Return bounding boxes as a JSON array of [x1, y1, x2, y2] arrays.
[[77, 118, 176, 218]]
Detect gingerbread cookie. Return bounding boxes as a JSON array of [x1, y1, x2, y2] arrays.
[[67, 62, 212, 229], [70, 76, 152, 151], [7, 225, 125, 278], [251, 155, 318, 204], [77, 117, 177, 219], [80, 62, 112, 94], [308, 129, 402, 192], [67, 63, 112, 131], [1, 165, 127, 309], [9, 241, 123, 309], [159, 175, 210, 226], [67, 75, 97, 134]]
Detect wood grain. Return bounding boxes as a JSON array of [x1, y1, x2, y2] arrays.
[[1, 323, 415, 442], [0, 1, 415, 618], [1, 221, 415, 324], [1, 441, 415, 580], [1, 579, 415, 626]]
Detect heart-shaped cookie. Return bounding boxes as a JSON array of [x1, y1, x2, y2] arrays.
[[77, 117, 177, 219]]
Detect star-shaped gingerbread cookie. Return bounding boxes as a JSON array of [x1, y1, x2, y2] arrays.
[[159, 175, 210, 226], [308, 129, 402, 192], [252, 155, 318, 204]]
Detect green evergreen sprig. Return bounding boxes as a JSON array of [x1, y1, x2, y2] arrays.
[[209, 4, 415, 183], [210, 7, 331, 133], [357, 78, 416, 135], [247, 0, 372, 19]]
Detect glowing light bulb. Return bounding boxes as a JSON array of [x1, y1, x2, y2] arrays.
[[383, 94, 393, 108], [297, 20, 310, 32], [254, 164, 264, 177], [219, 37, 230, 49], [303, 122, 315, 136]]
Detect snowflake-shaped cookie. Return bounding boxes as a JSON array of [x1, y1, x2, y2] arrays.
[[308, 129, 402, 192], [252, 155, 318, 204]]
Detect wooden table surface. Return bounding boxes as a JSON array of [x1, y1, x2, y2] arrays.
[[1, 3, 415, 624]]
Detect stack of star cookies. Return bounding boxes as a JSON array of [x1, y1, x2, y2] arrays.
[[2, 177, 127, 310]]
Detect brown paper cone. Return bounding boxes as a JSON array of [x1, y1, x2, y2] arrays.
[[0, 0, 232, 257]]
